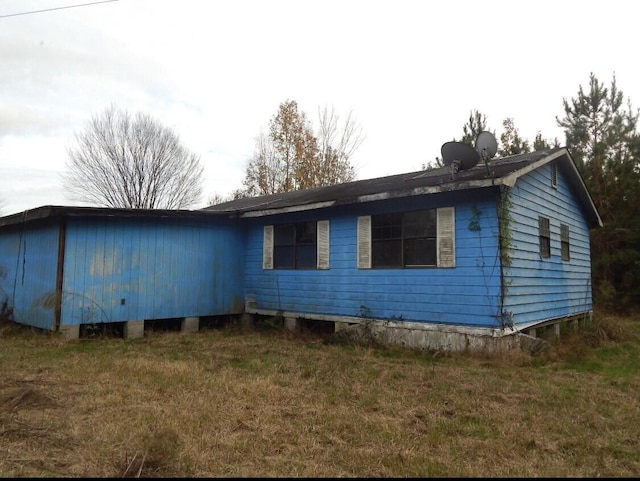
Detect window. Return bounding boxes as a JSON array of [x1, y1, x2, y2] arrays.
[[263, 221, 329, 270], [539, 216, 550, 258], [551, 163, 558, 188], [358, 207, 455, 269], [560, 224, 570, 261]]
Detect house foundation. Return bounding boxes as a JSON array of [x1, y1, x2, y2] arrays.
[[124, 320, 145, 340], [246, 309, 589, 354], [284, 316, 301, 331], [181, 316, 200, 334], [59, 324, 80, 340]]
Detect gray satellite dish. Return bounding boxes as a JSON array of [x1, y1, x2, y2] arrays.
[[475, 131, 498, 176], [441, 141, 480, 171], [475, 131, 498, 160]]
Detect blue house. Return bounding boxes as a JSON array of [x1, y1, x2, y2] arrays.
[[0, 208, 245, 338], [0, 146, 601, 351]]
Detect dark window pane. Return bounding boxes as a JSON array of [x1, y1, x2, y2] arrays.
[[273, 222, 317, 269], [296, 245, 316, 269], [540, 236, 550, 258], [539, 216, 550, 236], [274, 246, 294, 269], [296, 222, 316, 244], [539, 216, 551, 258], [274, 224, 295, 246], [404, 238, 437, 266], [372, 239, 402, 267], [372, 213, 402, 240], [403, 210, 436, 238], [370, 209, 438, 268]]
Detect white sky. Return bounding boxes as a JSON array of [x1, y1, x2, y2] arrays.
[[1, 0, 639, 216]]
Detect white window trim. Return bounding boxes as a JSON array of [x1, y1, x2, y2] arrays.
[[357, 216, 371, 269], [437, 207, 456, 268], [317, 220, 330, 269], [357, 208, 456, 269], [263, 221, 330, 270], [263, 225, 274, 270]]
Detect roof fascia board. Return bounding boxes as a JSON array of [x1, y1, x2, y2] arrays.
[[563, 154, 604, 227], [239, 180, 501, 218], [500, 149, 567, 187], [240, 201, 336, 218], [359, 180, 501, 202], [500, 148, 602, 227]]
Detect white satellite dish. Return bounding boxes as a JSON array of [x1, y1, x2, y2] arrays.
[[475, 131, 498, 160]]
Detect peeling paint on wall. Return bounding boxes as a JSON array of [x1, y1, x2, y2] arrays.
[[90, 247, 123, 277]]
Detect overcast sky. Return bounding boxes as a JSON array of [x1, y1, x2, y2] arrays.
[[2, 0, 639, 216]]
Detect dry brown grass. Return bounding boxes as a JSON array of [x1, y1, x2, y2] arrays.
[[1, 313, 639, 477]]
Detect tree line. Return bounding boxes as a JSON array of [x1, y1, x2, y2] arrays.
[[416, 75, 639, 312], [62, 73, 640, 311]]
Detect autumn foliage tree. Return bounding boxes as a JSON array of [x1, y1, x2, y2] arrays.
[[64, 105, 204, 209], [240, 100, 362, 196]]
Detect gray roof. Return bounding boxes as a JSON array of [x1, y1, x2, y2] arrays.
[[0, 147, 602, 230], [0, 205, 218, 229], [204, 147, 602, 227]]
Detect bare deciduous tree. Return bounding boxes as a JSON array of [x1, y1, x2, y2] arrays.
[[242, 131, 282, 197], [315, 105, 362, 186], [64, 105, 204, 209]]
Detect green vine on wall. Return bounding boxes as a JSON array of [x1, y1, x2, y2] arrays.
[[497, 186, 514, 329], [468, 204, 482, 232], [497, 186, 514, 269]]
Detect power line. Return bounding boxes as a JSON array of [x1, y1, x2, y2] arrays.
[[0, 0, 119, 19]]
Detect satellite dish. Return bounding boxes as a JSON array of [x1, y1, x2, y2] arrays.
[[475, 131, 498, 160], [441, 141, 480, 171]]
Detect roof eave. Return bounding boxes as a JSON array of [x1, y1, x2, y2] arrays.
[[501, 148, 603, 228], [236, 148, 603, 229], [239, 179, 502, 218]]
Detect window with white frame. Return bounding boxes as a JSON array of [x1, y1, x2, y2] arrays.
[[357, 207, 455, 269], [263, 220, 329, 270]]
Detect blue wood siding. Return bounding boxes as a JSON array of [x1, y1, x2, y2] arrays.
[[60, 217, 244, 326], [244, 191, 505, 327], [0, 222, 59, 330], [504, 164, 593, 325]]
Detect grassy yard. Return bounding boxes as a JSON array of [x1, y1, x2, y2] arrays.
[[1, 312, 639, 477]]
